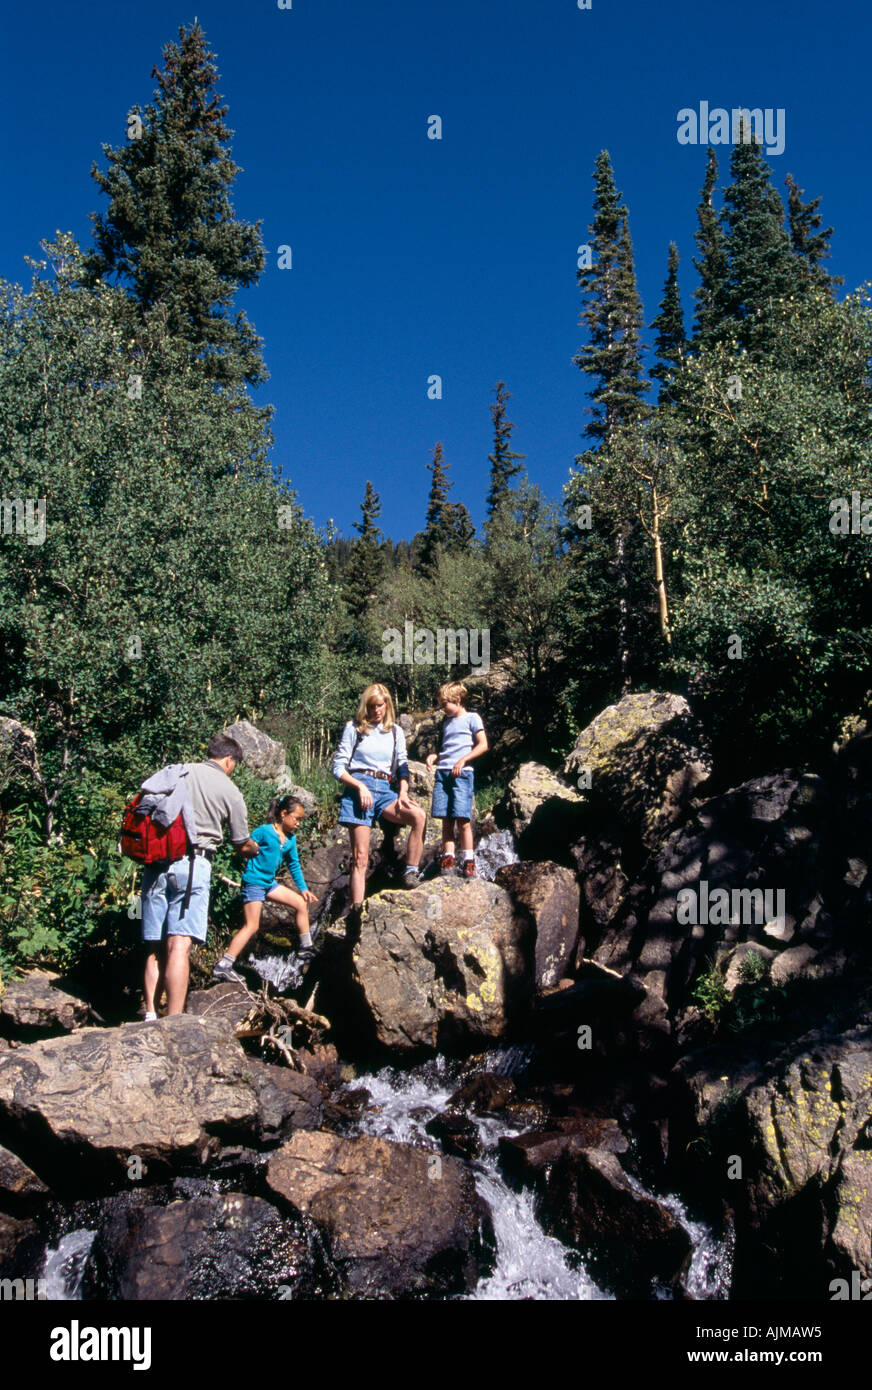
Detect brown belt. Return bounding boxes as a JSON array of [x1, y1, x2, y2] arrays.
[[349, 768, 392, 782]]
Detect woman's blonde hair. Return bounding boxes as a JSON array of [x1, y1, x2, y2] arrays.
[[355, 683, 396, 734]]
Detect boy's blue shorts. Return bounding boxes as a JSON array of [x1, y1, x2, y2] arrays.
[[431, 767, 474, 820], [338, 772, 399, 827]]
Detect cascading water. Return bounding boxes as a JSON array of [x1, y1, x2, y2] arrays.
[[475, 828, 520, 881], [346, 1053, 732, 1301], [43, 1229, 97, 1300]]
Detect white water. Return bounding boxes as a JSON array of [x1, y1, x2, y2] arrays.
[[348, 1061, 606, 1300], [475, 828, 520, 881], [348, 1057, 732, 1301], [42, 1229, 97, 1300]]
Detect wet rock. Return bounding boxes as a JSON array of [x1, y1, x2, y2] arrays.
[[425, 1113, 482, 1162], [0, 1211, 43, 1280], [0, 1142, 50, 1210], [542, 1145, 692, 1298], [266, 1130, 489, 1297], [349, 880, 533, 1054], [448, 1073, 516, 1115], [0, 1015, 322, 1192], [0, 970, 97, 1039], [223, 719, 285, 779], [500, 1116, 628, 1182], [85, 1192, 321, 1300], [495, 861, 580, 989]]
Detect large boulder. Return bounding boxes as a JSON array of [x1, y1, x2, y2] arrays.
[[266, 1130, 490, 1297], [670, 1024, 872, 1296], [0, 970, 98, 1040], [0, 1143, 50, 1210], [496, 762, 585, 852], [348, 880, 534, 1053], [541, 1144, 692, 1298], [0, 1015, 321, 1192], [85, 1191, 321, 1300], [223, 719, 286, 779], [495, 861, 580, 989]]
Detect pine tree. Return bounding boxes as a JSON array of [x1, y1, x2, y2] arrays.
[[418, 442, 455, 573], [650, 243, 686, 402], [784, 173, 842, 291], [486, 382, 525, 520], [444, 501, 476, 553], [692, 149, 730, 345], [343, 481, 385, 616], [82, 21, 267, 388], [721, 123, 800, 352], [574, 152, 649, 443]]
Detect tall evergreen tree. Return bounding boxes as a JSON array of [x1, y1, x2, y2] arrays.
[[650, 242, 687, 402], [343, 481, 385, 616], [82, 21, 267, 388], [574, 152, 649, 442], [444, 500, 476, 553], [486, 382, 525, 521], [721, 123, 800, 352], [784, 173, 842, 291], [692, 149, 730, 345]]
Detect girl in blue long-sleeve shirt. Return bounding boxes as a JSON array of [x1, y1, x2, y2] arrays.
[[212, 795, 318, 983]]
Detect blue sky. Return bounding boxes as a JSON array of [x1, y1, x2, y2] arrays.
[[1, 0, 869, 540]]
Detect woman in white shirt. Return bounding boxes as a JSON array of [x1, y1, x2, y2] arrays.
[[332, 683, 426, 915]]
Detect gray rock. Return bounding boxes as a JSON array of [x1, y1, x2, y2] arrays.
[[0, 970, 97, 1038], [496, 761, 585, 843], [273, 772, 318, 813], [0, 1143, 50, 1206], [0, 1015, 321, 1191], [266, 1130, 489, 1297], [223, 719, 286, 779], [351, 879, 533, 1052]]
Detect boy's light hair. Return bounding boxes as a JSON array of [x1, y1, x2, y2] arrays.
[[438, 681, 467, 705], [356, 683, 396, 734]]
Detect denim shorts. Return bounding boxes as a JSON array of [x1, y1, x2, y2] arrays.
[[431, 767, 474, 820], [241, 881, 279, 903], [141, 855, 211, 944], [338, 772, 399, 827]]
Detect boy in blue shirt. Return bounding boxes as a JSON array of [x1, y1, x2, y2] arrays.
[[425, 681, 488, 879], [212, 795, 318, 983]]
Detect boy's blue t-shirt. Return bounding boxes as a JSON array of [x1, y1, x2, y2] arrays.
[[436, 711, 485, 770], [241, 824, 308, 892]]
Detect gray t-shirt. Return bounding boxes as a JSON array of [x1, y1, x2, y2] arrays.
[[183, 761, 250, 849], [437, 711, 485, 770]]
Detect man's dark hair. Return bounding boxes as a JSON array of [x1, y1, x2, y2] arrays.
[[207, 734, 244, 763]]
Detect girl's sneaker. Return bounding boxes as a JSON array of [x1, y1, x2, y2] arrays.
[[440, 854, 456, 876], [461, 859, 476, 880], [211, 960, 246, 985]]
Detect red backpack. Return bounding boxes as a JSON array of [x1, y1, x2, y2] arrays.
[[120, 793, 189, 865]]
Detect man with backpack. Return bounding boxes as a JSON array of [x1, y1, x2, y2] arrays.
[[133, 734, 261, 1018]]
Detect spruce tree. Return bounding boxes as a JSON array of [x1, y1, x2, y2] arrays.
[[343, 481, 386, 616], [692, 149, 730, 345], [486, 382, 525, 521], [785, 173, 842, 291], [721, 123, 800, 352], [650, 242, 686, 402], [82, 20, 267, 388], [419, 442, 454, 573], [574, 152, 649, 442]]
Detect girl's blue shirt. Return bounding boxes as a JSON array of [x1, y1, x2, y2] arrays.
[[240, 823, 308, 892]]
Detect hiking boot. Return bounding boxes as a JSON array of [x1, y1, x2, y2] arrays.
[[461, 859, 477, 880], [211, 961, 246, 985], [439, 853, 456, 876], [401, 866, 422, 888]]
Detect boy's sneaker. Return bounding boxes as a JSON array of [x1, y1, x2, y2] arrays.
[[461, 859, 476, 880], [439, 854, 456, 876], [211, 961, 246, 985]]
